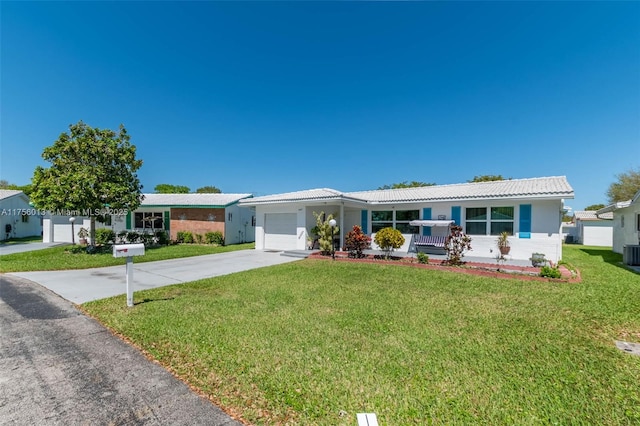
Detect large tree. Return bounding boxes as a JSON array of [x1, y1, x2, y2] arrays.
[[196, 185, 221, 193], [377, 181, 435, 190], [584, 204, 605, 211], [31, 121, 143, 244], [607, 167, 640, 203], [154, 184, 190, 193], [468, 175, 508, 183]]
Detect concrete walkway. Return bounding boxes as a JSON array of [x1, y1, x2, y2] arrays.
[[9, 250, 301, 304]]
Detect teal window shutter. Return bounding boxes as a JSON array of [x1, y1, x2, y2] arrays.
[[164, 211, 170, 231], [451, 206, 461, 226], [361, 210, 368, 233], [422, 207, 432, 236], [519, 204, 531, 238], [126, 212, 131, 229]]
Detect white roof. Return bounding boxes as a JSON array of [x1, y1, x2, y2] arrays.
[[0, 190, 24, 201], [141, 193, 252, 207], [240, 176, 574, 206], [574, 211, 613, 221]]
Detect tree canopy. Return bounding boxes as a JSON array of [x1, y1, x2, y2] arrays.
[[31, 121, 143, 243], [606, 167, 640, 203], [377, 181, 435, 190], [154, 184, 190, 194], [196, 186, 222, 193], [468, 175, 509, 183], [0, 180, 32, 195], [584, 204, 605, 211]]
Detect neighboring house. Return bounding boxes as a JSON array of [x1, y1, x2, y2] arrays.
[[598, 190, 640, 255], [43, 193, 256, 245], [572, 210, 613, 247], [238, 176, 574, 262], [0, 190, 42, 240]]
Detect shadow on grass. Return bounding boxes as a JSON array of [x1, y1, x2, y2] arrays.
[[136, 297, 176, 305], [579, 247, 639, 274]]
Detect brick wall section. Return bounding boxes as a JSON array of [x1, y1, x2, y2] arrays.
[[170, 208, 225, 240]]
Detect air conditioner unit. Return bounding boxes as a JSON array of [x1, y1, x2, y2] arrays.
[[623, 245, 640, 266]]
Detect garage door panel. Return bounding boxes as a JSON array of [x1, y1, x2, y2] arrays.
[[264, 213, 296, 250]]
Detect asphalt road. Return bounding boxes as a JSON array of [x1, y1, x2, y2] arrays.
[[0, 274, 242, 425]]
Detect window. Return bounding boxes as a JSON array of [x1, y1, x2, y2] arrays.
[[465, 207, 486, 235], [637, 214, 640, 232], [490, 207, 514, 235], [134, 212, 163, 229], [371, 210, 418, 233], [21, 213, 29, 223], [465, 206, 514, 235], [621, 215, 625, 228]]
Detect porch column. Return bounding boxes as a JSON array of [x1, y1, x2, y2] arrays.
[[340, 203, 344, 250]]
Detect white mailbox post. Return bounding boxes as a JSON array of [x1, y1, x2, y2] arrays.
[[113, 243, 145, 307]]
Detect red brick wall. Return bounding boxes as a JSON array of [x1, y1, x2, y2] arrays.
[[169, 208, 225, 240]]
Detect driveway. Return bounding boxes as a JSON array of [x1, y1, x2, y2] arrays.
[[0, 274, 241, 425], [9, 250, 301, 304], [0, 242, 65, 255]]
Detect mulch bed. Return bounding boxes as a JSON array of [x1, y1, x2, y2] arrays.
[[308, 251, 580, 283]]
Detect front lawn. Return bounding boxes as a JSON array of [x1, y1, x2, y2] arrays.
[[0, 242, 254, 272], [82, 246, 640, 425]]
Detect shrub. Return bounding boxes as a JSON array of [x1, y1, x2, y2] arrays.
[[95, 229, 115, 245], [444, 225, 472, 266], [154, 230, 169, 245], [345, 225, 371, 258], [530, 253, 547, 267], [374, 227, 405, 259], [176, 231, 194, 244], [195, 233, 204, 244], [117, 230, 128, 244], [417, 252, 429, 264], [313, 211, 339, 256], [126, 231, 140, 244], [540, 265, 562, 279], [205, 231, 224, 245]]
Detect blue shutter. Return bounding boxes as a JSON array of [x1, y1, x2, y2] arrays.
[[361, 210, 368, 233], [164, 211, 170, 231], [451, 206, 461, 226], [126, 212, 131, 229], [422, 208, 432, 236], [519, 204, 531, 238]]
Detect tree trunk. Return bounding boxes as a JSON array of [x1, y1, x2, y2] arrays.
[[90, 216, 96, 246]]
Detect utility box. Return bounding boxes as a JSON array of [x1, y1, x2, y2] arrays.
[[113, 243, 145, 258], [623, 245, 640, 266]]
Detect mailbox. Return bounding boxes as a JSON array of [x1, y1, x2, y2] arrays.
[[113, 243, 145, 258]]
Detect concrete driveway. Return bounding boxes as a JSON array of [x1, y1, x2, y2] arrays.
[[9, 250, 301, 304], [0, 242, 65, 255]]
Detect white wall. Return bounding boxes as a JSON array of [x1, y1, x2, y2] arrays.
[[43, 215, 120, 243], [613, 204, 640, 254], [581, 221, 613, 247], [254, 203, 308, 250], [0, 194, 42, 240], [225, 204, 256, 245]]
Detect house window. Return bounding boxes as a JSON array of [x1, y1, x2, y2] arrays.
[[465, 208, 487, 235], [228, 212, 232, 222], [251, 216, 256, 227], [621, 215, 625, 228], [465, 207, 514, 235], [372, 210, 393, 232], [21, 213, 29, 223], [637, 214, 640, 232], [134, 212, 163, 229], [371, 210, 419, 233], [490, 207, 514, 235]]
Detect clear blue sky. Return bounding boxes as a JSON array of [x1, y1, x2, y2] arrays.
[[2, 1, 638, 211]]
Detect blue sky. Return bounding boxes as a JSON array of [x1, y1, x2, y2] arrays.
[[2, 1, 638, 211]]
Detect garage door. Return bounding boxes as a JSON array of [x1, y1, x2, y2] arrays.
[[264, 213, 297, 250]]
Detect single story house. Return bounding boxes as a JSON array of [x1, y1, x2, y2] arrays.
[[598, 190, 640, 255], [0, 190, 42, 240], [238, 176, 574, 262], [572, 210, 613, 247], [43, 193, 256, 246]]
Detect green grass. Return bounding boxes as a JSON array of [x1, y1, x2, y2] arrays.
[[0, 242, 254, 272], [83, 246, 640, 425]]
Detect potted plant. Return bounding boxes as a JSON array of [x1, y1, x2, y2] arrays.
[[496, 231, 510, 256], [78, 227, 89, 245]]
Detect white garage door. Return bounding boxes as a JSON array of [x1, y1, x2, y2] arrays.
[[264, 213, 297, 250]]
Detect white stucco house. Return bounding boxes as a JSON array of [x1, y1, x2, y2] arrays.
[[43, 193, 256, 245], [238, 176, 574, 263], [598, 190, 640, 256], [0, 190, 42, 241], [572, 210, 613, 247]]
